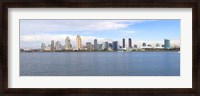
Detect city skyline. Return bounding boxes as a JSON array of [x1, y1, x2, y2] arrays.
[[39, 35, 177, 52], [20, 20, 180, 49]]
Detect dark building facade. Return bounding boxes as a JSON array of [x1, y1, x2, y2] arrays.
[[122, 38, 125, 48], [128, 38, 132, 48], [112, 41, 118, 50], [94, 39, 98, 50], [51, 40, 54, 51]]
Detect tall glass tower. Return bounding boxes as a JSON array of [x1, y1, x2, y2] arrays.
[[65, 36, 70, 49], [164, 39, 170, 49], [94, 39, 98, 50], [76, 35, 82, 50], [122, 38, 125, 48], [112, 41, 118, 50], [128, 38, 132, 48], [50, 40, 54, 51], [41, 42, 46, 51]]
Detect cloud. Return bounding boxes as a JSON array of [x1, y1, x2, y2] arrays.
[[20, 20, 153, 35], [19, 20, 159, 48], [20, 20, 138, 35]]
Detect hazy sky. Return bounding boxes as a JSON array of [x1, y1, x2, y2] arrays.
[[20, 20, 180, 48]]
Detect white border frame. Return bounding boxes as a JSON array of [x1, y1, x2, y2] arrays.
[[8, 8, 192, 88]]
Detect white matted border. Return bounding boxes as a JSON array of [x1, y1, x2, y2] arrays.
[[8, 8, 192, 88]]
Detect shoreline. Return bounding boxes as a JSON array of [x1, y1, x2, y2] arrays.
[[20, 50, 180, 53]]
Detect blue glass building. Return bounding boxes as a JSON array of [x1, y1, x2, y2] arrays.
[[164, 39, 171, 49], [112, 41, 118, 50]]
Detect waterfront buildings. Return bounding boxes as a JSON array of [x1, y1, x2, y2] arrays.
[[55, 41, 62, 50], [142, 42, 146, 47], [76, 35, 82, 50], [86, 42, 93, 51], [46, 45, 51, 51], [64, 36, 71, 50], [38, 35, 177, 52], [122, 38, 125, 48], [99, 44, 103, 50], [94, 39, 98, 50], [128, 38, 132, 48], [108, 43, 113, 49], [41, 42, 46, 51], [112, 41, 118, 50], [51, 40, 54, 51], [102, 42, 109, 50], [164, 39, 171, 49]]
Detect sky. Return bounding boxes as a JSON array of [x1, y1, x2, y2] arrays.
[[20, 20, 180, 49]]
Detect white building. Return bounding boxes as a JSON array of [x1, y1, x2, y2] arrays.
[[64, 36, 71, 50], [76, 35, 82, 50], [41, 42, 46, 51]]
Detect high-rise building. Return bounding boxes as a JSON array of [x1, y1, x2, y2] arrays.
[[86, 42, 93, 51], [112, 41, 118, 50], [128, 38, 132, 48], [102, 42, 108, 50], [94, 39, 98, 50], [76, 35, 82, 50], [41, 42, 46, 51], [55, 41, 62, 50], [65, 36, 70, 49], [122, 38, 125, 48], [51, 40, 54, 51], [164, 39, 170, 49]]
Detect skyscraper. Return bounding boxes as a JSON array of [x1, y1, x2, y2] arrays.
[[128, 38, 132, 48], [76, 35, 82, 50], [164, 39, 170, 49], [102, 42, 108, 50], [51, 40, 54, 51], [55, 41, 62, 50], [94, 39, 98, 50], [112, 41, 118, 50], [122, 38, 125, 48], [41, 42, 46, 51], [86, 42, 93, 51], [65, 36, 70, 50]]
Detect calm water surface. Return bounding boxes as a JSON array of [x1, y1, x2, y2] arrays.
[[20, 52, 180, 76]]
